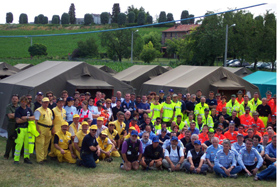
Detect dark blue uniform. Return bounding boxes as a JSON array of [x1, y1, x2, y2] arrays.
[[80, 133, 99, 168]]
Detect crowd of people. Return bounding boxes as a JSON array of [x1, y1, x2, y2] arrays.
[[3, 88, 277, 181]]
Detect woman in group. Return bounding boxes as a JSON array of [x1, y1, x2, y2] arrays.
[[64, 97, 77, 125], [79, 100, 93, 125]]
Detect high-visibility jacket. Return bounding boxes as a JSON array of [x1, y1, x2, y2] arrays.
[[224, 131, 238, 144], [172, 100, 182, 121], [249, 98, 262, 113], [216, 102, 227, 113], [249, 118, 265, 135], [239, 114, 253, 130], [161, 102, 175, 122], [104, 128, 119, 141], [55, 130, 71, 150], [97, 137, 112, 150], [28, 120, 40, 154], [194, 102, 209, 120], [184, 118, 195, 128], [52, 107, 66, 133], [267, 99, 276, 117], [202, 114, 214, 128], [37, 106, 53, 126], [153, 122, 162, 131], [75, 130, 88, 148], [236, 97, 244, 104], [150, 103, 162, 122], [114, 120, 126, 139], [69, 123, 79, 136], [226, 99, 240, 116], [198, 133, 209, 143], [239, 102, 254, 116], [214, 134, 226, 144], [176, 120, 186, 130]]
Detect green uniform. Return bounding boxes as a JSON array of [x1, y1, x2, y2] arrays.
[[226, 99, 240, 116], [161, 102, 175, 127], [150, 103, 162, 122], [172, 100, 183, 122], [176, 120, 186, 130], [194, 102, 209, 120]]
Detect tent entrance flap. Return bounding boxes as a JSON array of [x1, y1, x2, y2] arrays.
[[210, 79, 245, 90]]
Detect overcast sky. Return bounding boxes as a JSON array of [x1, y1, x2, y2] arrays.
[[0, 0, 277, 24]]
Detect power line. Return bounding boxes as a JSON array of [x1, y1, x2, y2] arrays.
[[0, 3, 266, 38]]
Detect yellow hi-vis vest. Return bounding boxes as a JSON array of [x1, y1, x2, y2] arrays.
[[202, 114, 214, 128], [249, 98, 262, 113], [226, 99, 240, 116], [69, 122, 79, 136], [75, 130, 88, 148], [239, 102, 254, 116], [97, 136, 110, 150], [172, 100, 183, 120], [114, 120, 126, 138], [55, 130, 71, 150], [151, 103, 162, 121], [194, 102, 209, 119], [28, 120, 40, 154], [52, 107, 66, 133], [162, 102, 175, 122], [104, 128, 118, 140], [177, 120, 186, 130], [37, 106, 53, 126], [184, 119, 195, 128]]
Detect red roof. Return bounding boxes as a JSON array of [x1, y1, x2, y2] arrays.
[[162, 24, 200, 33]]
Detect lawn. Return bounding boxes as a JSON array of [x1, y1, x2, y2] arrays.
[[0, 137, 275, 187]]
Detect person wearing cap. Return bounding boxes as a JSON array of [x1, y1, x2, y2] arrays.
[[249, 92, 262, 114], [84, 92, 91, 101], [198, 125, 209, 144], [267, 115, 276, 132], [54, 121, 76, 163], [150, 95, 162, 123], [163, 136, 184, 172], [202, 108, 214, 130], [196, 89, 202, 103], [214, 127, 226, 144], [236, 90, 244, 104], [237, 138, 263, 177], [226, 94, 240, 117], [206, 91, 217, 110], [194, 96, 209, 121], [68, 114, 81, 140], [104, 98, 113, 121], [256, 98, 272, 128], [46, 91, 57, 110], [158, 90, 166, 104], [249, 111, 265, 135], [129, 117, 140, 133], [205, 137, 222, 172], [162, 131, 184, 150], [78, 125, 100, 168], [74, 121, 89, 159], [224, 122, 238, 144], [231, 133, 245, 153], [214, 139, 242, 178], [184, 140, 208, 175], [140, 131, 152, 153], [104, 122, 121, 157], [96, 117, 108, 138], [34, 97, 53, 163], [160, 95, 176, 128], [216, 96, 227, 114], [168, 88, 174, 97], [141, 136, 164, 170], [34, 91, 43, 111], [171, 94, 183, 122], [121, 130, 143, 171], [158, 128, 170, 146], [186, 94, 197, 117], [124, 126, 139, 140], [64, 96, 77, 125], [4, 94, 20, 160], [74, 91, 80, 99], [97, 131, 114, 162], [239, 107, 253, 131]]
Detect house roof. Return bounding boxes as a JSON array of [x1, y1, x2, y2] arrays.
[[224, 67, 252, 78], [162, 24, 200, 33], [0, 62, 20, 78], [14, 63, 33, 71]]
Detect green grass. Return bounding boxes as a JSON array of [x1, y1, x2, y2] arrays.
[[0, 24, 168, 58], [0, 137, 276, 187]]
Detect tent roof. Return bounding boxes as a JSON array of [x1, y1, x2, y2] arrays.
[[211, 79, 245, 90], [14, 63, 33, 71], [224, 67, 252, 77], [67, 76, 113, 89], [0, 62, 19, 77], [243, 71, 276, 85], [92, 65, 117, 74], [162, 66, 173, 70]]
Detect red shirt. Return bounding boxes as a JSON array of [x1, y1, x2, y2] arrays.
[[239, 114, 253, 130], [224, 131, 238, 144], [129, 123, 140, 133], [216, 102, 227, 113], [249, 118, 265, 135], [214, 134, 226, 144], [198, 133, 209, 143], [94, 97, 100, 106], [178, 133, 184, 140], [100, 111, 109, 125]]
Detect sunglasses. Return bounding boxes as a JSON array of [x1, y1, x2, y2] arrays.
[[109, 125, 115, 127], [47, 95, 53, 97], [91, 130, 97, 132], [27, 98, 32, 100]]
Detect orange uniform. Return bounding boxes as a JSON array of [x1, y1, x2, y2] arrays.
[[100, 111, 109, 125], [239, 114, 253, 130], [214, 134, 226, 144], [198, 133, 209, 143], [178, 133, 184, 140], [216, 102, 227, 113], [224, 131, 238, 144], [236, 98, 244, 104], [129, 123, 140, 133], [249, 118, 265, 135]]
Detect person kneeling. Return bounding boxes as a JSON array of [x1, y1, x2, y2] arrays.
[[183, 140, 208, 175], [54, 122, 76, 163], [140, 136, 163, 170], [97, 131, 114, 162]]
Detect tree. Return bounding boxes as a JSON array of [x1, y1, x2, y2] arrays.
[[73, 38, 99, 58], [6, 12, 13, 23], [19, 13, 28, 24], [38, 14, 44, 24], [100, 29, 137, 62], [133, 36, 144, 59], [128, 12, 135, 23], [28, 43, 48, 57], [52, 15, 60, 24], [61, 13, 70, 24], [69, 3, 76, 24], [143, 32, 162, 50], [137, 11, 145, 25], [34, 16, 38, 24], [43, 16, 48, 24], [101, 12, 110, 24], [181, 10, 189, 24], [146, 15, 153, 24], [127, 5, 146, 24], [140, 41, 160, 63], [84, 14, 93, 25], [167, 13, 174, 21], [189, 14, 195, 24], [117, 13, 126, 26], [158, 11, 166, 23], [112, 3, 120, 24]]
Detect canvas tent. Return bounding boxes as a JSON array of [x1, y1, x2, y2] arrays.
[[140, 66, 259, 99], [92, 65, 117, 75], [0, 61, 134, 129], [162, 66, 173, 70], [0, 62, 19, 79], [243, 71, 276, 97], [113, 65, 168, 94], [14, 63, 33, 71], [224, 67, 252, 77]]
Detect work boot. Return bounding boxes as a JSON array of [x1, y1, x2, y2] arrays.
[[24, 158, 32, 164], [14, 161, 19, 165]]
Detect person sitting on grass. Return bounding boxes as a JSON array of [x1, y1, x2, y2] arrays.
[[205, 137, 222, 173], [140, 131, 152, 153], [97, 131, 114, 162], [140, 136, 164, 171], [254, 162, 276, 181]]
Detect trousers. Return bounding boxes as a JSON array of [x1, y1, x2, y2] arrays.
[[213, 165, 242, 177], [257, 164, 276, 180], [99, 144, 112, 160], [14, 128, 29, 161], [4, 122, 16, 158], [81, 152, 97, 168], [55, 149, 76, 163], [35, 125, 52, 162], [184, 161, 208, 173]]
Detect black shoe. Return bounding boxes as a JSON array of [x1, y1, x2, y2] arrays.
[[4, 155, 9, 159], [50, 157, 57, 160], [38, 161, 44, 165], [14, 161, 19, 165], [76, 159, 82, 167], [24, 158, 32, 164], [201, 171, 207, 175]]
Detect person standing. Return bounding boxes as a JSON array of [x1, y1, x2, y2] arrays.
[[34, 97, 53, 163], [64, 97, 77, 125], [256, 98, 272, 128], [14, 96, 35, 164], [46, 91, 57, 110], [160, 95, 175, 128], [34, 91, 43, 111], [4, 94, 19, 159]]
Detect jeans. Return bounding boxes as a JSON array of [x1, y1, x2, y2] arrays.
[[257, 164, 276, 180], [213, 165, 242, 177], [81, 152, 96, 168], [183, 161, 208, 173]]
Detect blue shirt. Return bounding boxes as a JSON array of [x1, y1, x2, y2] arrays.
[[64, 105, 77, 122], [206, 98, 217, 106], [188, 127, 200, 135], [138, 102, 150, 119], [206, 144, 223, 162], [238, 147, 263, 169], [253, 144, 264, 154], [265, 143, 276, 158], [162, 139, 184, 149], [231, 142, 245, 153], [214, 149, 237, 168], [140, 138, 152, 153]]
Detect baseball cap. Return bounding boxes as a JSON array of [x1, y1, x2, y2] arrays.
[[245, 107, 250, 111], [81, 121, 89, 126], [237, 133, 244, 137], [161, 128, 167, 133], [42, 97, 50, 102], [108, 122, 115, 126], [209, 128, 214, 133], [252, 111, 259, 116], [90, 125, 98, 130], [173, 93, 178, 97], [171, 136, 178, 141], [37, 91, 43, 96], [61, 121, 68, 127], [73, 114, 80, 118], [85, 92, 91, 96], [129, 126, 136, 131], [97, 117, 104, 121], [152, 136, 159, 143], [132, 117, 138, 121], [74, 91, 80, 94], [159, 90, 164, 94], [237, 90, 243, 95], [194, 140, 201, 145], [231, 94, 236, 98], [57, 97, 64, 102], [97, 101, 103, 107], [169, 89, 174, 92], [66, 96, 74, 102], [204, 108, 209, 112], [131, 130, 138, 136], [216, 127, 223, 131], [101, 131, 108, 136], [266, 90, 272, 95]]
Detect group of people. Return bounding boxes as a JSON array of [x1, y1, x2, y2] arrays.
[[3, 88, 277, 181]]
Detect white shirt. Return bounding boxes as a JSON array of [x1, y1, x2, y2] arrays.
[[69, 124, 80, 136], [88, 105, 98, 115], [79, 109, 93, 120], [164, 147, 184, 163], [187, 150, 206, 160], [74, 131, 87, 143]]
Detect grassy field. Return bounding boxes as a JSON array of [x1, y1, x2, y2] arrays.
[[0, 24, 168, 58], [0, 137, 276, 187]]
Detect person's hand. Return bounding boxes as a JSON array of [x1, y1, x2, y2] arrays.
[[105, 151, 110, 157], [97, 149, 100, 156], [196, 167, 201, 173], [190, 164, 195, 171], [245, 168, 252, 176], [271, 158, 277, 162], [60, 149, 65, 154], [210, 163, 214, 169], [71, 153, 76, 159], [175, 163, 181, 170], [170, 163, 176, 171], [224, 168, 230, 176], [149, 160, 155, 167], [51, 128, 55, 135], [252, 168, 258, 175]]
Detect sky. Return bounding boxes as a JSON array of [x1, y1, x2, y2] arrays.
[[0, 0, 277, 24]]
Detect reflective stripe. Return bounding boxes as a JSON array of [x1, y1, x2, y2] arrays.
[[154, 108, 161, 111], [163, 106, 173, 110], [15, 150, 20, 153], [28, 137, 32, 139], [163, 117, 171, 120], [14, 153, 20, 156], [24, 148, 29, 151], [29, 142, 34, 144]]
